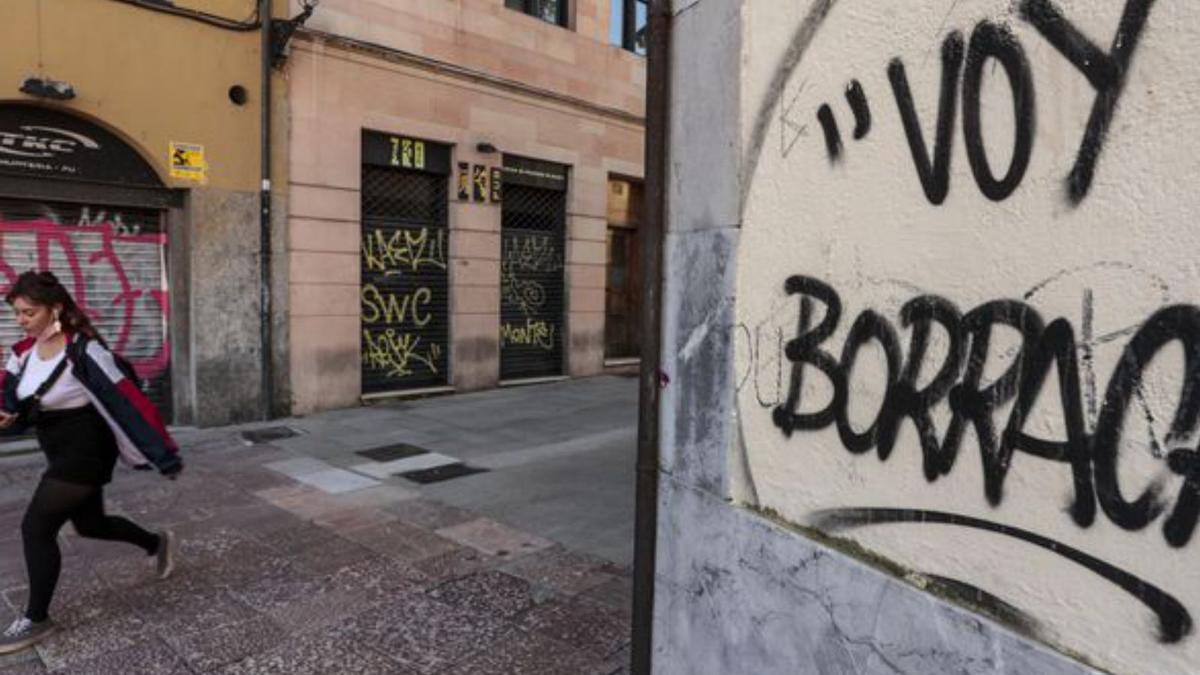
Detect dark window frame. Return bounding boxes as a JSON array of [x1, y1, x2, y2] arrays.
[[504, 0, 569, 28], [616, 0, 647, 55]]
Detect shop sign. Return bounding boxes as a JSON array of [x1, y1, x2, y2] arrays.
[[502, 155, 568, 192], [0, 104, 161, 187], [362, 130, 450, 175]]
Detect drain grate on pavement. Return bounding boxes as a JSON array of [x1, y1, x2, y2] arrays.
[[241, 426, 301, 444], [356, 443, 431, 462], [399, 463, 488, 484]]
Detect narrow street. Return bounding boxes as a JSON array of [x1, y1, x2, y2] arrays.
[[0, 376, 636, 674]]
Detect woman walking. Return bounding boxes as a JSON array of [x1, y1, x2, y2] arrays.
[[0, 271, 182, 654]]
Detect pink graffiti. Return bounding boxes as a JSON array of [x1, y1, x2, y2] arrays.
[[0, 219, 169, 381]]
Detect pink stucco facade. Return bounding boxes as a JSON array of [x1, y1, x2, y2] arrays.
[[285, 0, 645, 413]]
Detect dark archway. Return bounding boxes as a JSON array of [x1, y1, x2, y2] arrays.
[[0, 103, 178, 208]]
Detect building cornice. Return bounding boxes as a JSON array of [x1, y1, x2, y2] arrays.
[[295, 29, 646, 127]]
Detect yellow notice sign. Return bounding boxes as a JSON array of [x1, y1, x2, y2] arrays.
[[169, 142, 207, 183]]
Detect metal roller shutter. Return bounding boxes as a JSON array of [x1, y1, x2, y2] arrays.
[[500, 183, 566, 380], [360, 165, 450, 393], [0, 199, 172, 417]]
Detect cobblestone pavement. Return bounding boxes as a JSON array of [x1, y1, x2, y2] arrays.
[[0, 422, 633, 674]]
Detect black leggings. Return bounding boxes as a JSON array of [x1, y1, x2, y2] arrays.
[[20, 477, 160, 622]]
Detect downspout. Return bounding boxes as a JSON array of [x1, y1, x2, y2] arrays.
[[631, 0, 671, 672], [259, 0, 274, 419]]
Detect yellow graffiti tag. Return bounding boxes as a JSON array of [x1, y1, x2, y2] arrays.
[[500, 233, 561, 315], [500, 274, 547, 317], [503, 234, 562, 273], [362, 329, 441, 377], [500, 319, 556, 350], [361, 285, 433, 327], [362, 227, 446, 274]]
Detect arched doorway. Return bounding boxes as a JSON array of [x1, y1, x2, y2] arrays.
[[0, 103, 177, 418]]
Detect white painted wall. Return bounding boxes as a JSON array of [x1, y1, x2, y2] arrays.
[[734, 1, 1199, 673]]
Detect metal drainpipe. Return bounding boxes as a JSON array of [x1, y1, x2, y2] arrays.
[[259, 0, 274, 419], [631, 0, 671, 672]]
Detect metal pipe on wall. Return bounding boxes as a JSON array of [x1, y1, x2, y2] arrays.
[[631, 0, 671, 672], [259, 0, 274, 419]]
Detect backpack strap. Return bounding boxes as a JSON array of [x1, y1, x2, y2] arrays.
[[31, 356, 70, 401], [17, 351, 70, 406]]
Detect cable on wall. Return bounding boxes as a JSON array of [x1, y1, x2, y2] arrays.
[[107, 0, 261, 31]]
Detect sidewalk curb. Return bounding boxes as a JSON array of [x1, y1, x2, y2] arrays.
[[0, 437, 38, 457]]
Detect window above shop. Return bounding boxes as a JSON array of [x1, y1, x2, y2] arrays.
[[505, 0, 568, 28], [609, 0, 647, 56]]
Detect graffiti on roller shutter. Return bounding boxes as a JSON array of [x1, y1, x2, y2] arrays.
[[0, 214, 168, 381], [500, 233, 562, 350], [361, 285, 441, 377], [361, 227, 446, 274], [360, 225, 446, 379]]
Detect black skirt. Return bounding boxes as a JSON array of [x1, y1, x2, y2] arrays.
[[35, 405, 119, 486]]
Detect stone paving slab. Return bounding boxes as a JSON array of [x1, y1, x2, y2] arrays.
[[264, 458, 382, 495], [349, 452, 460, 480], [263, 458, 329, 478], [329, 591, 517, 674], [0, 402, 633, 674], [295, 469, 381, 495], [440, 629, 599, 675], [499, 546, 626, 597], [34, 600, 150, 672], [516, 598, 632, 660], [385, 498, 477, 531], [64, 639, 188, 675], [163, 616, 287, 673], [339, 519, 461, 565], [411, 547, 498, 585], [216, 633, 411, 675], [436, 517, 556, 559], [427, 571, 544, 620]]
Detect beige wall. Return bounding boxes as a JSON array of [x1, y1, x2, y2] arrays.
[[286, 23, 644, 412], [285, 0, 644, 413], [735, 1, 1200, 673], [301, 0, 645, 118]]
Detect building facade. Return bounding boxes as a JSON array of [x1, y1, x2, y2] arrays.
[[0, 0, 285, 427], [656, 1, 1200, 674], [282, 0, 646, 412]]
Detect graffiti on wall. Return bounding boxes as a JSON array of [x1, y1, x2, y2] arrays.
[[809, 0, 1152, 205], [361, 328, 442, 378], [360, 225, 448, 387], [735, 0, 1200, 669], [500, 232, 562, 353], [749, 273, 1195, 641], [0, 204, 169, 390], [361, 226, 446, 274]]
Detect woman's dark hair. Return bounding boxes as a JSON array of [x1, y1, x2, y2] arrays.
[[5, 270, 101, 339]]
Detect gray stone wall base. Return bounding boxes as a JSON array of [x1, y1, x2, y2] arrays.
[[652, 478, 1100, 675]]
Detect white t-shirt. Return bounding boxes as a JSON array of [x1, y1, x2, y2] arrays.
[[16, 348, 91, 411]]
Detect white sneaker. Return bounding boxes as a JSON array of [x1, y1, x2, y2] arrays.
[[155, 530, 175, 580], [0, 617, 56, 654]]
